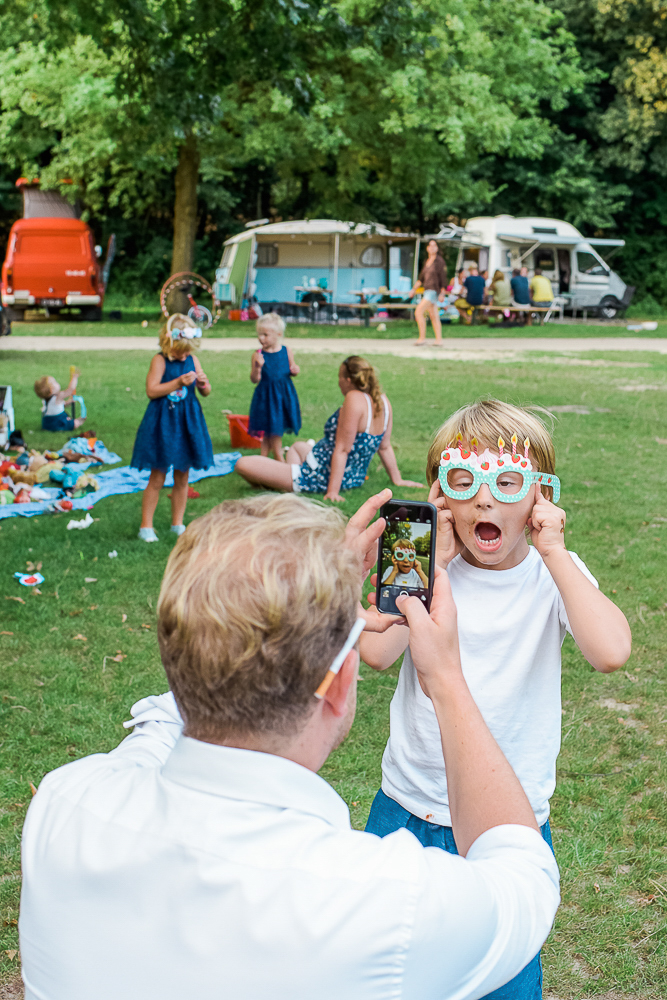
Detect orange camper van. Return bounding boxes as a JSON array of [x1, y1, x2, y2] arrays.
[[1, 180, 114, 322]]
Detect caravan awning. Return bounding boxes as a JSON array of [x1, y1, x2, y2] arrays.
[[498, 233, 625, 248]]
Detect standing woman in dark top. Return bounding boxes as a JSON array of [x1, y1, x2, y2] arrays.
[[408, 239, 448, 346]]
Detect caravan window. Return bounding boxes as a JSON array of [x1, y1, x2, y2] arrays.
[[256, 244, 278, 266], [535, 248, 555, 271], [360, 245, 384, 266], [576, 251, 608, 276]]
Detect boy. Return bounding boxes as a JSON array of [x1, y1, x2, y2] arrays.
[[381, 538, 428, 588], [34, 370, 85, 432], [361, 398, 631, 1000]]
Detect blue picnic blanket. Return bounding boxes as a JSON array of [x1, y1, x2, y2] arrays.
[[0, 453, 241, 519]]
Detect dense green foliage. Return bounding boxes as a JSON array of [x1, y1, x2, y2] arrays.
[[0, 1, 666, 300]]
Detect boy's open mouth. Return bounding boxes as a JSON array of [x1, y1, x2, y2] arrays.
[[474, 521, 502, 553]]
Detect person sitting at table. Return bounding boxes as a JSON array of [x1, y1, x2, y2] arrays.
[[408, 239, 447, 345], [234, 355, 423, 502], [455, 266, 485, 324], [511, 267, 530, 306], [488, 269, 512, 318], [530, 269, 554, 308]]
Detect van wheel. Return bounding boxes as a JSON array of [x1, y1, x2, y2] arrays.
[[597, 296, 620, 320], [0, 310, 11, 336], [81, 306, 102, 321]]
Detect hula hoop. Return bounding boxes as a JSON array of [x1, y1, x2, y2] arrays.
[[160, 271, 222, 328]]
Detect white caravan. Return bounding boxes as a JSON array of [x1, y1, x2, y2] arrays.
[[436, 216, 632, 319]]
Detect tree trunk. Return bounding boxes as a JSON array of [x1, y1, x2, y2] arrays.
[[169, 133, 200, 313]]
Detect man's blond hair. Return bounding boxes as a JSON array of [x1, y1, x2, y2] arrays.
[[157, 494, 360, 740], [426, 399, 556, 486]]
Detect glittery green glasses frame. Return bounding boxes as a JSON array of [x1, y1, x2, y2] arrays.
[[438, 462, 561, 504]]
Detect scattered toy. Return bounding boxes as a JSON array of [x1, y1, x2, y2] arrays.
[[108, 550, 118, 558], [14, 572, 45, 587], [66, 513, 94, 530]]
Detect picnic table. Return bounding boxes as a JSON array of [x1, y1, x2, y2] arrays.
[[472, 305, 553, 326]]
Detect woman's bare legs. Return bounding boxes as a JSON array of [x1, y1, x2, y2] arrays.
[[170, 468, 189, 526], [140, 469, 167, 529], [235, 455, 295, 491], [428, 299, 443, 342], [414, 298, 428, 342], [285, 440, 310, 463]]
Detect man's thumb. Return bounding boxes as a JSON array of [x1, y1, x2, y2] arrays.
[[395, 593, 428, 628]]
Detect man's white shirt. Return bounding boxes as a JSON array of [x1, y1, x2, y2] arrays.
[[20, 692, 559, 1000]]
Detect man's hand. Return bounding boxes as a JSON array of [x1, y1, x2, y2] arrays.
[[363, 574, 406, 631], [527, 484, 566, 559], [428, 481, 463, 568], [395, 566, 461, 699], [344, 488, 391, 579]]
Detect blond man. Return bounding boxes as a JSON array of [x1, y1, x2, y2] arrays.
[[20, 490, 559, 1000]]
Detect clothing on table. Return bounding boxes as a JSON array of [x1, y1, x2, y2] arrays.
[[19, 691, 560, 1000], [130, 354, 213, 473], [490, 278, 512, 307], [381, 566, 423, 588], [418, 255, 447, 292], [248, 345, 301, 438], [365, 788, 555, 1000], [463, 274, 486, 306], [41, 396, 75, 432], [293, 393, 388, 494], [511, 275, 531, 305], [529, 275, 554, 303], [380, 546, 598, 828]]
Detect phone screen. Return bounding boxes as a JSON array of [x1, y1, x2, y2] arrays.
[[376, 500, 437, 615]]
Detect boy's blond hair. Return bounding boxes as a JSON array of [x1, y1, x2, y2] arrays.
[[157, 493, 360, 741], [34, 376, 55, 400], [256, 312, 285, 336], [159, 314, 199, 361], [392, 538, 415, 552], [426, 399, 556, 486]]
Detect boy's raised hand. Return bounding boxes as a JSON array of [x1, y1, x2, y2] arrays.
[[527, 483, 566, 558], [395, 566, 460, 699], [428, 480, 463, 568]]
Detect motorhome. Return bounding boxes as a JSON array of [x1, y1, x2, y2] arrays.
[[215, 219, 420, 313], [437, 216, 632, 319]]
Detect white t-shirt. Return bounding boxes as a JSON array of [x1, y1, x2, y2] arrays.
[[43, 395, 64, 416], [381, 566, 423, 588], [381, 547, 598, 827]]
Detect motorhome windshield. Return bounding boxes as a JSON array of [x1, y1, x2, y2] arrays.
[[577, 250, 609, 276]]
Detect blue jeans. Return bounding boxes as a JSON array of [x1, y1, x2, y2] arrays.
[[365, 789, 555, 1000]]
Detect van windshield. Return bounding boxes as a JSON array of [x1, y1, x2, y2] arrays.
[[577, 251, 608, 276]]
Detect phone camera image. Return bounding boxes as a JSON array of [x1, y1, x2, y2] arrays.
[[377, 503, 435, 615]]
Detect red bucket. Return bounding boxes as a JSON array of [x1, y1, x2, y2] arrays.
[[226, 414, 263, 449]]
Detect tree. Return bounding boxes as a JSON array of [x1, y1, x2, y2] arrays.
[[0, 0, 586, 291]]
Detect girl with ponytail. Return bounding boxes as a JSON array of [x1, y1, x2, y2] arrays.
[[235, 355, 422, 501]]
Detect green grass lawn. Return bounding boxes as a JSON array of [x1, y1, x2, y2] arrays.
[[7, 312, 667, 340], [1, 347, 666, 997]]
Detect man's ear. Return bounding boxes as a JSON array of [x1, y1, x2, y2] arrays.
[[324, 650, 358, 718]]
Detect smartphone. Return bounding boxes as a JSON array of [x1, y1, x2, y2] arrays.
[[375, 500, 437, 615]]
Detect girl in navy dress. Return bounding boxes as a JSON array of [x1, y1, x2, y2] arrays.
[[131, 314, 213, 542], [248, 313, 301, 460]]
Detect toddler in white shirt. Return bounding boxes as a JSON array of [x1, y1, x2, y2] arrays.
[[380, 538, 428, 589], [361, 398, 631, 1000]]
